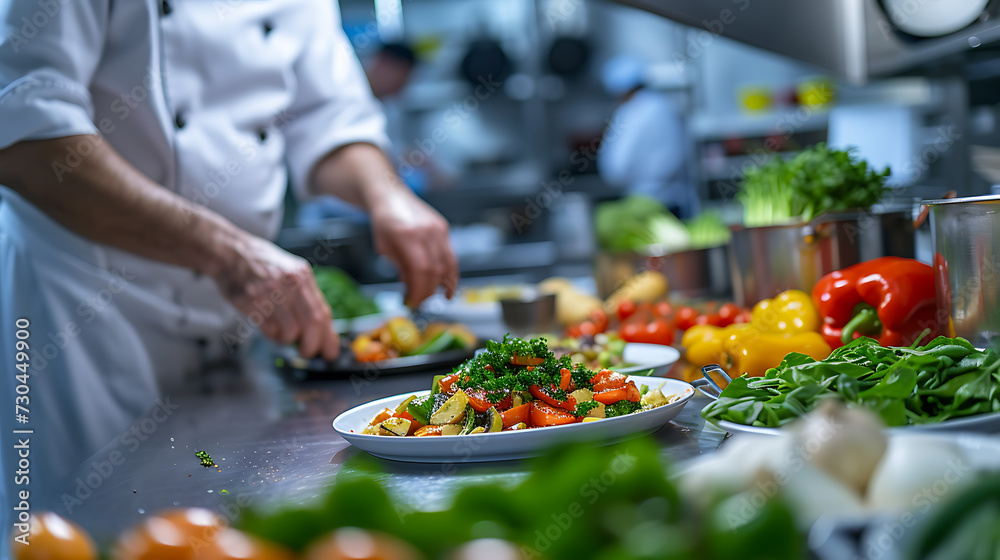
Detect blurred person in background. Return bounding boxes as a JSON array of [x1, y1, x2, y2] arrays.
[[597, 55, 699, 218], [0, 0, 456, 520]]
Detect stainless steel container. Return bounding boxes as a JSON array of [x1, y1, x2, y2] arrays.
[[926, 194, 1000, 350], [594, 246, 731, 299], [728, 207, 916, 306]]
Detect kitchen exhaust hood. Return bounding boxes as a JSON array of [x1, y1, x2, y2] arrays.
[[615, 0, 1000, 83]]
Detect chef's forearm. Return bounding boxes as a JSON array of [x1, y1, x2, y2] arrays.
[[309, 142, 406, 211], [0, 135, 245, 278]]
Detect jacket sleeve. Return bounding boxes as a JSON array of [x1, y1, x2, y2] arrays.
[[282, 0, 391, 201], [0, 0, 109, 150]]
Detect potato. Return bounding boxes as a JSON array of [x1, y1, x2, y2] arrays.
[[604, 271, 668, 313]]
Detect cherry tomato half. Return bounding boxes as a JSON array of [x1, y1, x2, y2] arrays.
[[617, 300, 637, 321]]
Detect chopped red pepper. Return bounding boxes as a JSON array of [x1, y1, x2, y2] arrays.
[[812, 257, 940, 348]]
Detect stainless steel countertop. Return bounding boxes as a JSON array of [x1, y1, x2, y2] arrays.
[[54, 345, 728, 546]]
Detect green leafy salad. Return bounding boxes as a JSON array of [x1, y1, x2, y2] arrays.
[[702, 335, 1000, 428]]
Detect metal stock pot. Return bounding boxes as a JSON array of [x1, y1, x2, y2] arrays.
[[926, 194, 1000, 350], [727, 206, 917, 306]]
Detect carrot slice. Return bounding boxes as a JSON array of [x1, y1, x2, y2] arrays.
[[529, 385, 576, 411], [501, 403, 531, 428], [438, 373, 460, 394], [529, 401, 579, 427], [591, 370, 627, 392], [559, 368, 573, 391], [625, 381, 641, 402], [511, 354, 545, 366], [413, 425, 444, 436], [593, 388, 627, 405]]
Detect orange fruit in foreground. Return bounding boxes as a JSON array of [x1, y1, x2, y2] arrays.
[[305, 528, 422, 560], [10, 512, 97, 560]]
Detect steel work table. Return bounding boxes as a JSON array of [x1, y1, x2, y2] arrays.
[[53, 346, 727, 546]]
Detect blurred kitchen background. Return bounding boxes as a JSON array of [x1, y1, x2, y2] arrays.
[[279, 0, 1000, 290]]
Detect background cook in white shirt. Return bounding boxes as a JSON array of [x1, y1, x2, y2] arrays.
[[0, 0, 457, 520]]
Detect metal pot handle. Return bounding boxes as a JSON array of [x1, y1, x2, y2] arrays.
[[692, 364, 732, 400]]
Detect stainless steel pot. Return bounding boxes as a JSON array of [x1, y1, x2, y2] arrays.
[[926, 194, 1000, 350], [728, 207, 916, 306], [594, 246, 731, 299]]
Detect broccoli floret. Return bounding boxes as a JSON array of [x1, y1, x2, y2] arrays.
[[605, 400, 642, 418]]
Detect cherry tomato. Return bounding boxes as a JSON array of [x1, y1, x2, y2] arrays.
[[646, 318, 675, 345], [589, 309, 610, 332], [675, 306, 700, 331], [578, 321, 599, 337], [717, 303, 742, 325], [13, 512, 97, 560], [620, 322, 643, 343], [697, 313, 726, 327], [654, 301, 673, 318], [616, 300, 637, 321]]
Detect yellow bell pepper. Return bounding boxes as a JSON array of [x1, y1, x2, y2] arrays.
[[681, 321, 831, 378], [721, 329, 831, 377], [751, 289, 820, 334], [681, 323, 752, 370]]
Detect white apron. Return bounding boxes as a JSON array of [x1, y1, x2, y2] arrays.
[[0, 0, 388, 521]]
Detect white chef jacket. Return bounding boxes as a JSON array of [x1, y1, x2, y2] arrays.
[[598, 89, 699, 218], [0, 0, 389, 521]]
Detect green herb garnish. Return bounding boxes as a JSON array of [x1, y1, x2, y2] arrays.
[[196, 450, 216, 468], [605, 400, 642, 418], [574, 401, 602, 417]]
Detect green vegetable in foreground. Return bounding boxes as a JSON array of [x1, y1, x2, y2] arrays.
[[702, 335, 1000, 428], [739, 143, 890, 227], [238, 437, 804, 560]]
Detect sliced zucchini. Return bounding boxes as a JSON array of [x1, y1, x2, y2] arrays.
[[511, 390, 533, 407], [469, 427, 486, 434], [485, 407, 503, 433], [361, 424, 379, 435], [441, 424, 464, 436], [570, 388, 594, 403], [505, 422, 528, 430], [379, 417, 411, 436], [430, 389, 469, 425], [582, 417, 602, 423], [460, 405, 478, 434], [395, 395, 417, 415], [587, 402, 606, 418]]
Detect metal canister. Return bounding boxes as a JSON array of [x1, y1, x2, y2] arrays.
[[926, 194, 1000, 350]]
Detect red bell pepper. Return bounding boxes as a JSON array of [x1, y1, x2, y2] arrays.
[[812, 257, 940, 348]]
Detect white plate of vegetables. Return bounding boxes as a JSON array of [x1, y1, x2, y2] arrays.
[[333, 336, 695, 463]]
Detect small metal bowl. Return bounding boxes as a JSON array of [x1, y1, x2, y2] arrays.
[[499, 292, 557, 338]]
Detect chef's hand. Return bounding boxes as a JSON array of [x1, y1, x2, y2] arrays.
[[370, 188, 457, 308], [311, 143, 458, 307], [213, 236, 340, 360]]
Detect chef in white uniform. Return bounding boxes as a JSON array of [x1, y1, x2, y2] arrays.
[[598, 56, 699, 218], [0, 0, 457, 524]]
